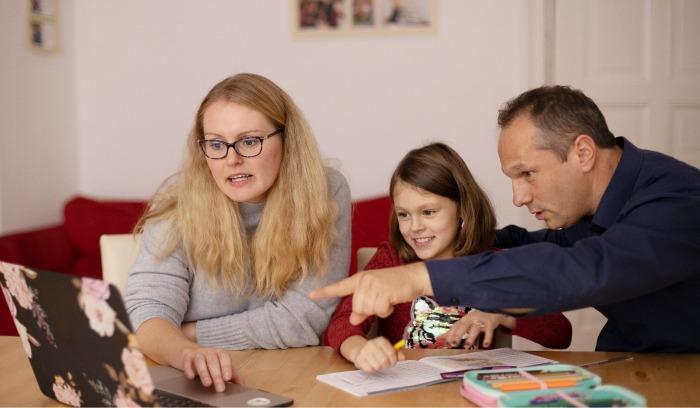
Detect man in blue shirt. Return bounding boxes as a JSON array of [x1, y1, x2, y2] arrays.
[[312, 85, 700, 352]]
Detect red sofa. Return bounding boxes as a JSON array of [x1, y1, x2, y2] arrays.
[[349, 196, 392, 274], [0, 195, 392, 336], [0, 196, 147, 335]]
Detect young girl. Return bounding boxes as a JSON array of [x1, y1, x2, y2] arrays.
[[124, 73, 351, 391], [324, 143, 571, 372]]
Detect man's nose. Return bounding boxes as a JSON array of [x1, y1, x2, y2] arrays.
[[512, 183, 532, 207]]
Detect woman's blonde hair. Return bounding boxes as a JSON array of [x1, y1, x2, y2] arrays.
[[135, 73, 337, 298], [389, 143, 496, 262]]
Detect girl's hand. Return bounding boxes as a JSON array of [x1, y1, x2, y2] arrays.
[[353, 336, 406, 373]]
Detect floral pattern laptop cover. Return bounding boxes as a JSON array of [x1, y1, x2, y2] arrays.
[[0, 261, 157, 406]]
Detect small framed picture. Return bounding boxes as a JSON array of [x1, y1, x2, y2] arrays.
[[293, 0, 437, 38], [29, 19, 57, 51], [30, 0, 56, 17], [28, 0, 58, 52], [298, 0, 349, 31]]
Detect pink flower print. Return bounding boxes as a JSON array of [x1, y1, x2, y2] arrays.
[[121, 347, 154, 395], [81, 277, 111, 301], [1, 263, 34, 309], [1, 285, 16, 317], [31, 300, 57, 349], [82, 295, 116, 337], [52, 376, 82, 407], [114, 388, 142, 407]]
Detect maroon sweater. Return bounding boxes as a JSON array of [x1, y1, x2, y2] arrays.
[[323, 242, 572, 353]]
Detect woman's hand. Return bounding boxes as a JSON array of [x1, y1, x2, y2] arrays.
[[182, 321, 196, 342], [443, 309, 516, 349], [134, 318, 243, 393], [352, 336, 405, 373], [180, 345, 243, 392]]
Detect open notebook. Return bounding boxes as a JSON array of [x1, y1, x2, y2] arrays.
[[317, 348, 556, 397], [0, 261, 293, 407]]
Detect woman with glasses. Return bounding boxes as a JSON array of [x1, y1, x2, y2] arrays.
[[124, 73, 351, 391]]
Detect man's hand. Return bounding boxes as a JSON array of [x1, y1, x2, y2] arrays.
[[443, 309, 516, 349], [309, 262, 433, 325]]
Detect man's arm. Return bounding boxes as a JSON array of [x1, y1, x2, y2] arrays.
[[312, 195, 700, 322], [495, 222, 593, 249], [429, 200, 699, 314]]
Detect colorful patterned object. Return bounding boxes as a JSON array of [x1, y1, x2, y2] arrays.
[[404, 296, 470, 349], [0, 261, 157, 407]]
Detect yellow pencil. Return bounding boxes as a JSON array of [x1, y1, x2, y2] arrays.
[[393, 339, 406, 350]]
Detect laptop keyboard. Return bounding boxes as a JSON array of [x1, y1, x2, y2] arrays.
[[152, 388, 213, 407]]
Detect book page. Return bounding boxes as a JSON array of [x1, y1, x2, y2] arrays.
[[419, 348, 557, 372], [316, 360, 444, 397]]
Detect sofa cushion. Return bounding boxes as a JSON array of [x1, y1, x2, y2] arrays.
[[72, 255, 103, 280], [64, 197, 146, 257], [0, 226, 75, 273]]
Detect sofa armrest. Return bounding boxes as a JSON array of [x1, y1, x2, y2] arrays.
[[0, 226, 76, 273], [0, 226, 77, 336]]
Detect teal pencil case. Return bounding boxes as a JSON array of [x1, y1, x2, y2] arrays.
[[460, 364, 645, 407], [498, 384, 647, 407], [460, 364, 596, 407]]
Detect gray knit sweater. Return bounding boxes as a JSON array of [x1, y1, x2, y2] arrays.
[[124, 167, 351, 350]]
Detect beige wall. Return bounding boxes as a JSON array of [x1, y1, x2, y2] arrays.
[[1, 0, 541, 234], [0, 0, 78, 233]]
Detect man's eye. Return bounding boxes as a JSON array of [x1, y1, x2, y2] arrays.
[[523, 171, 534, 178]]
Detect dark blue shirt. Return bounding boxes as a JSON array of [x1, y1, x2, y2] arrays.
[[426, 138, 700, 352]]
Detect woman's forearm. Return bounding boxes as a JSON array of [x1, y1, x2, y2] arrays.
[[134, 318, 197, 369]]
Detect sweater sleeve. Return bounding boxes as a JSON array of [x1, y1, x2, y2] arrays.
[[195, 168, 352, 350], [124, 221, 193, 331], [510, 313, 573, 349], [323, 242, 400, 353]]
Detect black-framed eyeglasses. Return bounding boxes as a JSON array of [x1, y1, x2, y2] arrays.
[[198, 128, 283, 159]]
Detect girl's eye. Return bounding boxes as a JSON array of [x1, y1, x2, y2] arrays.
[[423, 209, 436, 216], [396, 212, 408, 219]]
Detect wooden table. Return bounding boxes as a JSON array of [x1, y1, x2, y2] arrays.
[[1, 335, 699, 406]]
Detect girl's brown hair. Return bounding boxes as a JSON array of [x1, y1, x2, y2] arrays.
[[389, 143, 496, 262]]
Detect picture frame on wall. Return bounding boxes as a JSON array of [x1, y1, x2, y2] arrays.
[[28, 0, 58, 52], [293, 0, 437, 38]]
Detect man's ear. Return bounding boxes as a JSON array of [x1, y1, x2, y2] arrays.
[[572, 134, 596, 172]]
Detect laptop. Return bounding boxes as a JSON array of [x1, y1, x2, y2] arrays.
[[0, 261, 293, 407]]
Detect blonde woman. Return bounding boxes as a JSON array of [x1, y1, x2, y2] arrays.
[[124, 73, 351, 392]]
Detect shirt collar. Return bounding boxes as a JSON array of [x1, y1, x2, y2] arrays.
[[591, 137, 643, 230]]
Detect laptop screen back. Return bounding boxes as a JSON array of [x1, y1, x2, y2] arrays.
[[0, 261, 292, 407]]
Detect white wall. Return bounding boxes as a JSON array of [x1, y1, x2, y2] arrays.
[[0, 0, 78, 234], [2, 0, 540, 234]]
